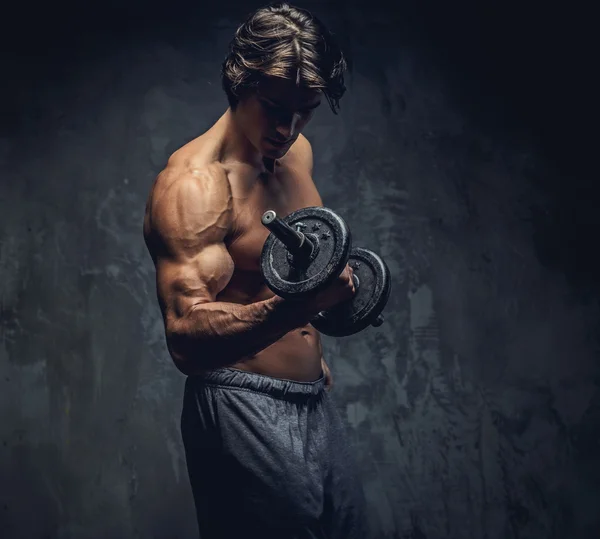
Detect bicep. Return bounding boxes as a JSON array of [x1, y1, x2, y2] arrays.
[[156, 242, 235, 320], [148, 165, 235, 324]]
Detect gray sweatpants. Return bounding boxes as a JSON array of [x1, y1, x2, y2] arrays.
[[181, 367, 367, 539]]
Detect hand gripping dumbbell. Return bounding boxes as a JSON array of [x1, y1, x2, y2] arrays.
[[260, 206, 391, 337]]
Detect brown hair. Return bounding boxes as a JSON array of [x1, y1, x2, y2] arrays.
[[221, 3, 347, 114]]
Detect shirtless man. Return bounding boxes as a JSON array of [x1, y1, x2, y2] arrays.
[[143, 4, 367, 538]]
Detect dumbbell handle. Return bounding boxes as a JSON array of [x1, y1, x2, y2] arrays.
[[261, 210, 315, 260]]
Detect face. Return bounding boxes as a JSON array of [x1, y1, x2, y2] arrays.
[[235, 76, 322, 159]]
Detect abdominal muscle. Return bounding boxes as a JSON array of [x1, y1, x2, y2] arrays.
[[218, 281, 324, 382], [231, 327, 323, 382]]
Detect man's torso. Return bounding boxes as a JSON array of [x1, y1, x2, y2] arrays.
[[146, 115, 325, 381]]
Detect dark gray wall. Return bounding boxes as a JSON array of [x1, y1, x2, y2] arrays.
[[1, 1, 598, 538]]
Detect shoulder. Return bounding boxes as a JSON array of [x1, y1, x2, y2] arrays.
[[145, 158, 233, 247], [156, 157, 232, 211], [295, 133, 313, 162], [295, 133, 313, 152], [286, 133, 314, 174]]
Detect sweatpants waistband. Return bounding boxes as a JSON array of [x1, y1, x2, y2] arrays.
[[191, 367, 327, 402]]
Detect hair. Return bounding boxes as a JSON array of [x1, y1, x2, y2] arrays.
[[221, 3, 347, 114]]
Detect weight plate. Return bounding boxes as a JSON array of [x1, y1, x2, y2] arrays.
[[260, 207, 352, 299], [311, 247, 391, 337]]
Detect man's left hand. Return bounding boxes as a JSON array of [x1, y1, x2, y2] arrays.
[[321, 358, 333, 391]]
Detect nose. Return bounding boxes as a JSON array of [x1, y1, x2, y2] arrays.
[[275, 112, 300, 140]]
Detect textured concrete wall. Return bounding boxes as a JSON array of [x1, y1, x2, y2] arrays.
[[1, 1, 598, 538]]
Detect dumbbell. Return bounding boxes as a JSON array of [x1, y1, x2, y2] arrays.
[[260, 207, 391, 337]]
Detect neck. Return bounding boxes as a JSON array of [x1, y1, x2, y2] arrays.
[[219, 108, 270, 172], [263, 156, 276, 174]]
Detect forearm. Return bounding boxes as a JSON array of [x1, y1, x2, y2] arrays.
[[168, 295, 314, 375]]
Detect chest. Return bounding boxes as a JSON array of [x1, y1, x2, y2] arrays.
[[227, 169, 321, 272]]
